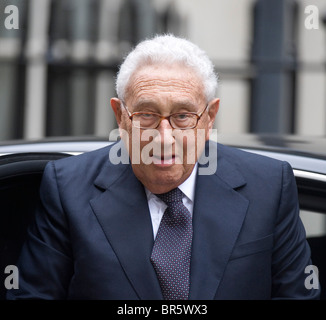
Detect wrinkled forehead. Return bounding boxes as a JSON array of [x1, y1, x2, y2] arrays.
[[124, 62, 206, 103]]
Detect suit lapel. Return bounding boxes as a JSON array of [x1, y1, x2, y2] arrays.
[[90, 156, 163, 300], [189, 143, 249, 300]]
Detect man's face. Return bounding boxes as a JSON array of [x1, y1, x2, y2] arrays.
[[112, 63, 219, 194]]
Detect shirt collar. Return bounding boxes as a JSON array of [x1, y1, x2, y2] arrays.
[[178, 163, 197, 203]]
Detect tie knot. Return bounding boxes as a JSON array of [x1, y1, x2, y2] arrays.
[[155, 188, 183, 204]]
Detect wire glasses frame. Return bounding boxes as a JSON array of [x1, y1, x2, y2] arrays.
[[121, 102, 209, 130]]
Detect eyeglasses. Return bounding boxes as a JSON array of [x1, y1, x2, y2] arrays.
[[122, 103, 209, 130]]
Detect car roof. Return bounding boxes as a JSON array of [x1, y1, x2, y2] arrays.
[[210, 133, 326, 177], [0, 133, 325, 177]]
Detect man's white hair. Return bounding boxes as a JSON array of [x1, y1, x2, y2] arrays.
[[115, 34, 218, 102]]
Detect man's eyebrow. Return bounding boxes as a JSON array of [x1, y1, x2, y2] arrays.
[[132, 100, 159, 111], [173, 102, 197, 111], [132, 101, 197, 111]]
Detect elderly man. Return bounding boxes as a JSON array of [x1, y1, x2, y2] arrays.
[[7, 34, 320, 300]]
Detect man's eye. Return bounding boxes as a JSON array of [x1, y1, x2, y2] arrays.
[[140, 113, 156, 119], [175, 114, 190, 120]]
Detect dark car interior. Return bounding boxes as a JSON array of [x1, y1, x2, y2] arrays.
[[0, 152, 325, 300], [0, 153, 71, 300]]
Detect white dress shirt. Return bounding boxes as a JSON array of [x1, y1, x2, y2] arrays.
[[145, 163, 198, 239]]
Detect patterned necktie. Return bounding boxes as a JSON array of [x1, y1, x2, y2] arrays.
[[150, 188, 193, 300]]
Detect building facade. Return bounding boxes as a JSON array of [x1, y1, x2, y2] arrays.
[[0, 0, 325, 141]]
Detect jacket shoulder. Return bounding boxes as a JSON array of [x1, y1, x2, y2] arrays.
[[43, 142, 126, 181], [216, 142, 286, 169], [53, 144, 112, 168]]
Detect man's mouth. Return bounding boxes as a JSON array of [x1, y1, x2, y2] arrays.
[[152, 154, 177, 166]]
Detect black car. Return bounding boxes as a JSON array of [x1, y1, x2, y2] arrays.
[[0, 133, 325, 300]]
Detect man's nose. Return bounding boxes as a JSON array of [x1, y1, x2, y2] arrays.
[[154, 118, 174, 144], [158, 118, 172, 130]]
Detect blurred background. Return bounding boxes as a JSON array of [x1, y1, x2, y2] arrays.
[[0, 0, 326, 142]]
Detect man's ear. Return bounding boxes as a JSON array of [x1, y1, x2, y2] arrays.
[[207, 98, 220, 130], [110, 98, 123, 126]]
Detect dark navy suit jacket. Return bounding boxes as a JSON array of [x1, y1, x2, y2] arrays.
[[7, 141, 320, 299]]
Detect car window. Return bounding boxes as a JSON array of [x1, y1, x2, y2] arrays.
[[300, 210, 326, 238]]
